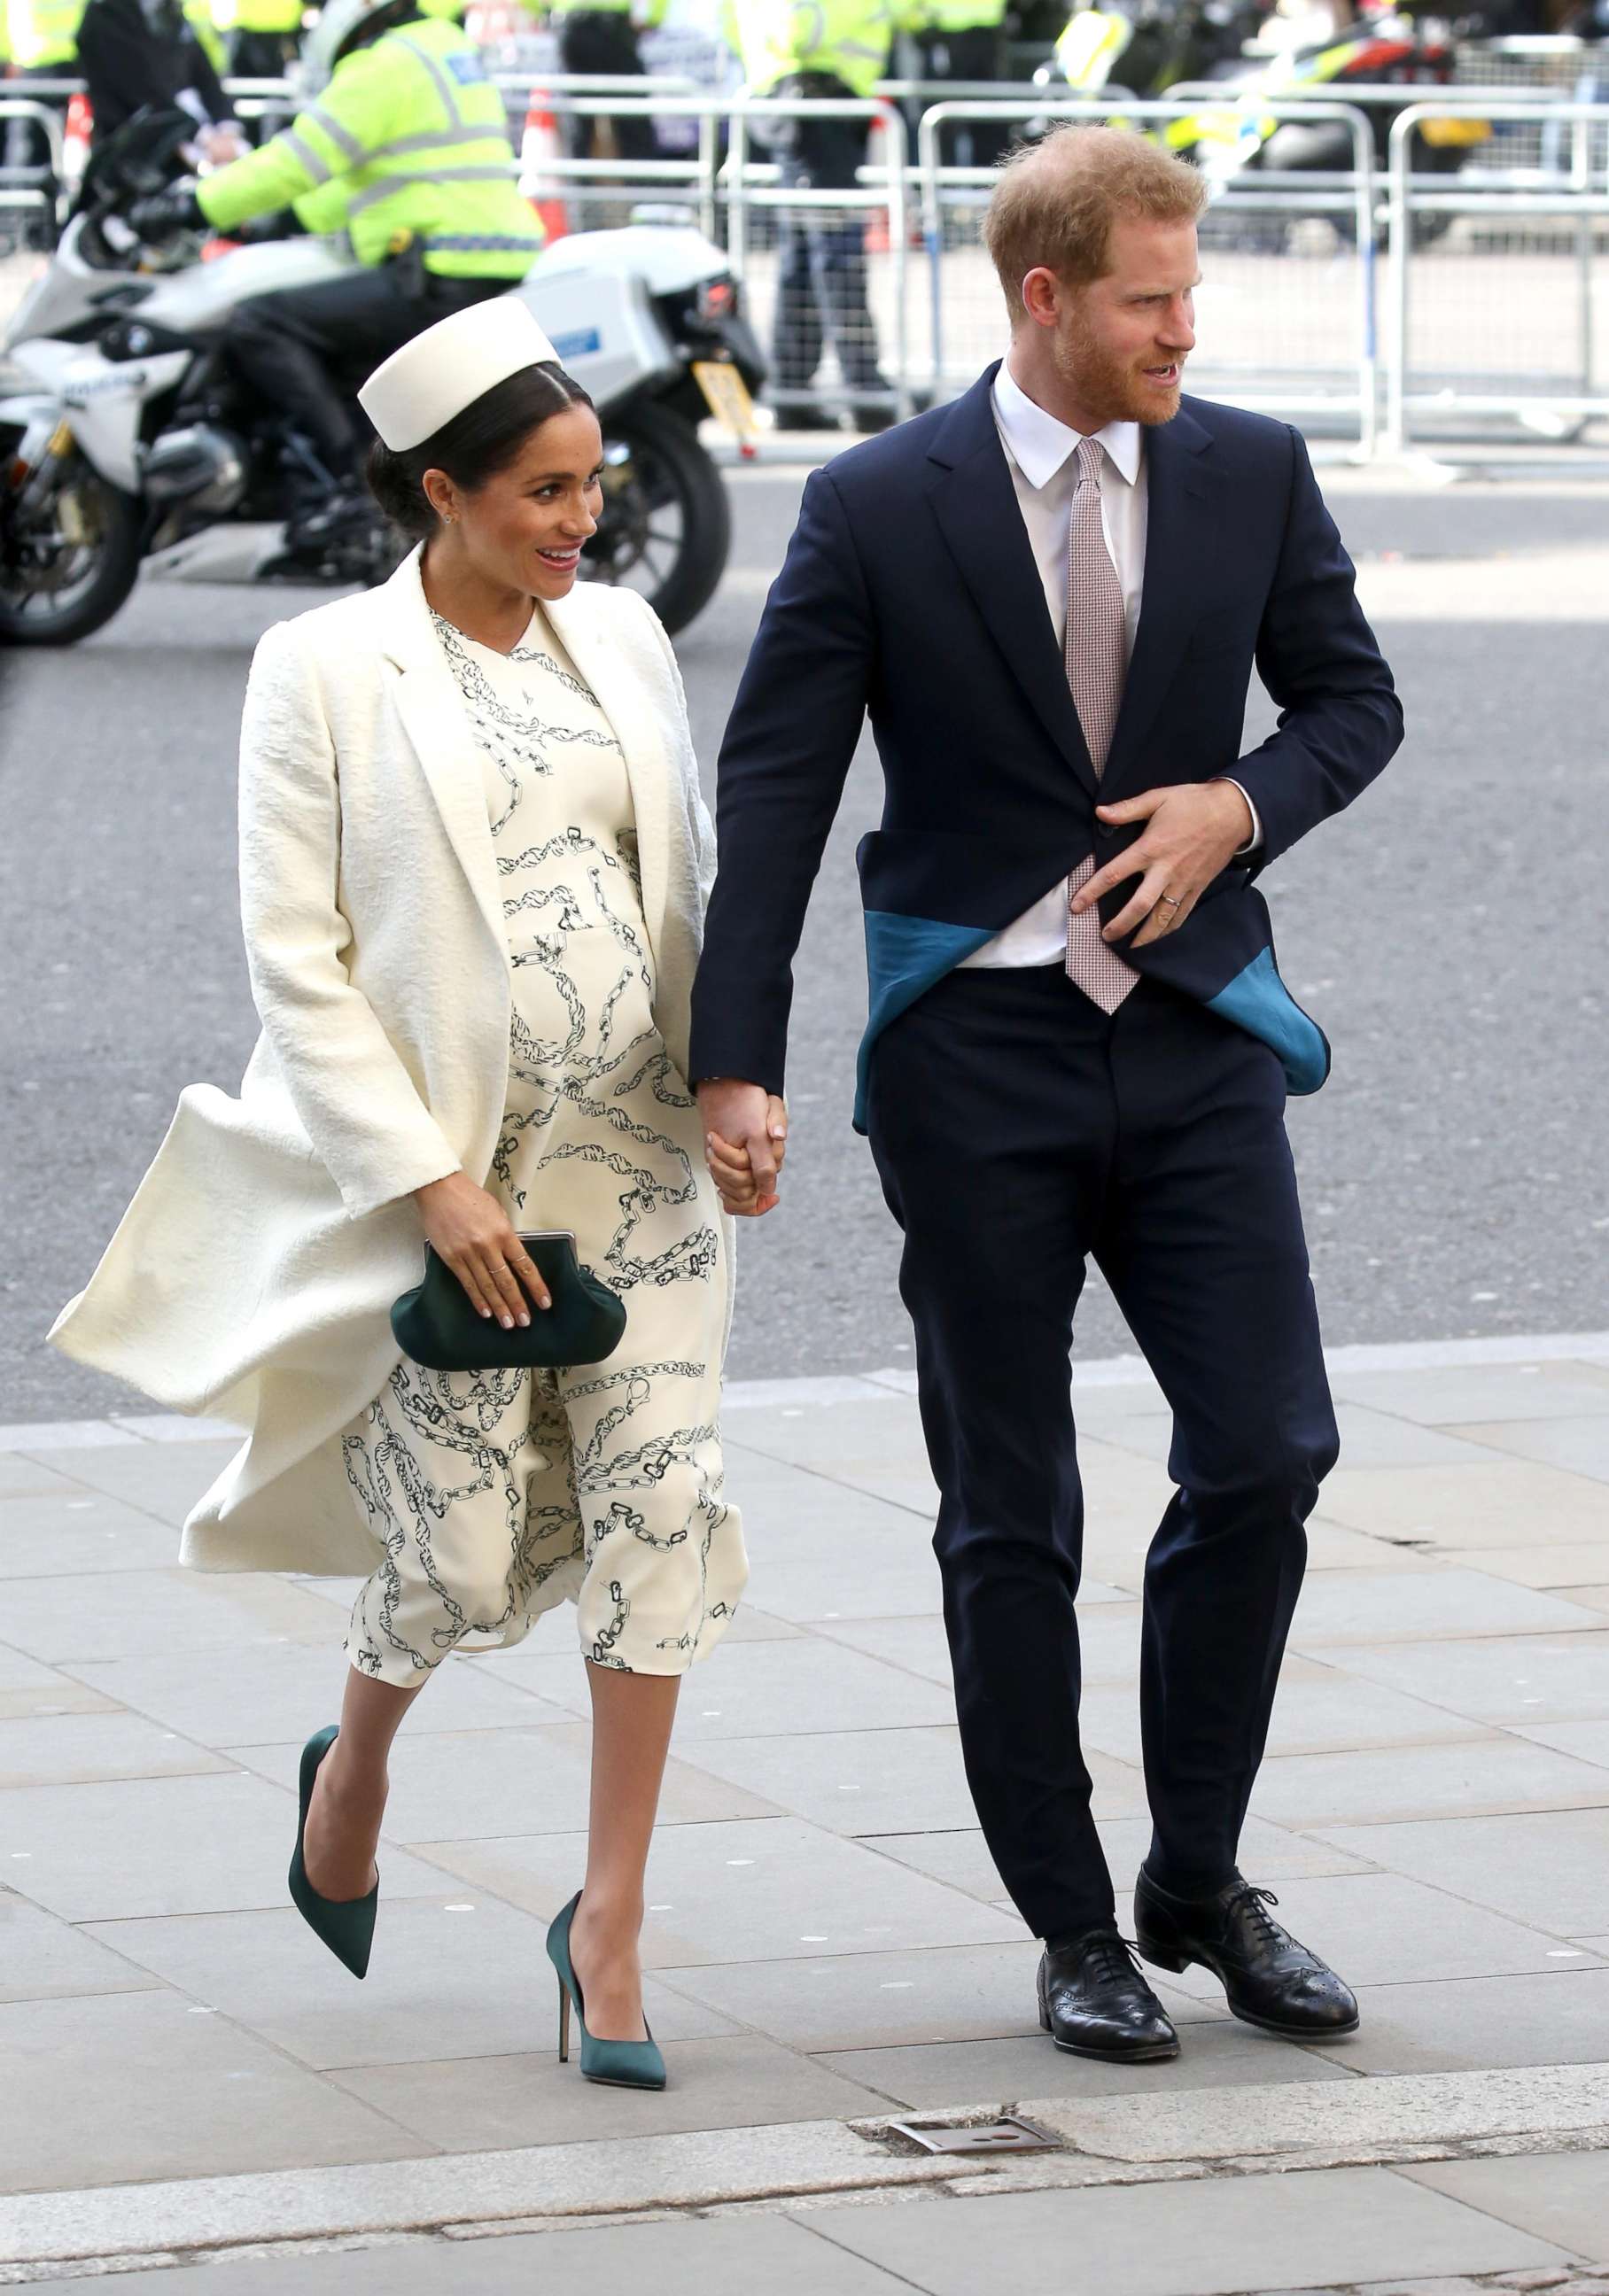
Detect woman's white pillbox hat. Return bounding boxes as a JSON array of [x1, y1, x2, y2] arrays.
[[358, 297, 560, 454]]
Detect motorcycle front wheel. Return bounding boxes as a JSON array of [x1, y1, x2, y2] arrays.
[[0, 446, 144, 646], [584, 400, 731, 637]]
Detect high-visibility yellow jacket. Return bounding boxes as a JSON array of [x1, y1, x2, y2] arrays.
[[5, 0, 86, 69], [548, 0, 668, 21], [729, 0, 893, 99], [197, 15, 546, 275], [182, 0, 226, 69], [903, 0, 1005, 33], [210, 0, 304, 34]]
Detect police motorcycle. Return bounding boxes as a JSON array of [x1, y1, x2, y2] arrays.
[[1034, 0, 1489, 235], [0, 108, 766, 643]]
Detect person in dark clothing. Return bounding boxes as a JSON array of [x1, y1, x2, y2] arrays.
[[77, 0, 241, 149]]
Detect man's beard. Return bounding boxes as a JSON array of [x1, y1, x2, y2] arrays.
[[1055, 313, 1183, 429]]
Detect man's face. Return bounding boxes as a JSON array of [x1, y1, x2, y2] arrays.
[[1052, 216, 1200, 427]]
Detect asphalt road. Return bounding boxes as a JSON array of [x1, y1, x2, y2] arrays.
[[4, 458, 1607, 1424]]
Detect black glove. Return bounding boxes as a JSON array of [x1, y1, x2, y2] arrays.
[[128, 185, 205, 243]]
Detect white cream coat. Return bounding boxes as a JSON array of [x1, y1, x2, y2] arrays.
[[48, 550, 730, 1577]]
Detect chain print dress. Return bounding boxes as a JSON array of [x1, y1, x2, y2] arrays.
[[338, 603, 746, 1682]]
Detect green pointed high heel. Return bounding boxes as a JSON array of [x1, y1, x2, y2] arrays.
[[547, 1889, 665, 2090], [288, 1724, 377, 1981]]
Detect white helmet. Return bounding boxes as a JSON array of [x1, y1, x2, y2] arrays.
[[299, 0, 410, 93]]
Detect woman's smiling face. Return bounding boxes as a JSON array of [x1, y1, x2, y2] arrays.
[[425, 404, 605, 599]]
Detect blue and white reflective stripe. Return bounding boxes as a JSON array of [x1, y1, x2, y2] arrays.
[[424, 232, 544, 252]]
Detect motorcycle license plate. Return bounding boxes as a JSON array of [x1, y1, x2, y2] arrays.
[[692, 359, 756, 441]]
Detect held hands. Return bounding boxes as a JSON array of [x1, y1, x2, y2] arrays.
[[697, 1081, 789, 1218], [412, 1172, 553, 1330], [1071, 781, 1255, 950]]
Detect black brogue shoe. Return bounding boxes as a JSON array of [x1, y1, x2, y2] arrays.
[[1037, 1926, 1180, 2061], [1134, 1866, 1360, 2039]]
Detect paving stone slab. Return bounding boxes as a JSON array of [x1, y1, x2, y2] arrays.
[[58, 1641, 570, 1748], [1403, 2153, 1609, 2262], [0, 2120, 982, 2266], [0, 1772, 455, 1923], [0, 1891, 163, 2005], [0, 1710, 232, 1789], [1317, 1463, 1609, 1552], [20, 1442, 245, 1525], [671, 1724, 1147, 1837], [815, 2019, 1352, 2109], [228, 1725, 779, 1842], [1447, 1421, 1609, 1485], [1021, 2062, 1609, 2165], [1247, 1737, 1609, 1830], [1315, 1811, 1609, 1938], [1077, 1672, 1491, 1766], [0, 1644, 118, 1723], [1326, 1369, 1609, 1427], [415, 1817, 1022, 1972], [80, 1897, 738, 2070], [1288, 1571, 1604, 1648], [649, 1938, 1079, 2053], [810, 2166, 1570, 2296], [1333, 1637, 1609, 1727], [1334, 1969, 1609, 2075], [0, 1569, 344, 1664], [0, 1991, 424, 2196], [660, 1637, 961, 1741], [330, 2035, 897, 2154], [41, 2209, 921, 2292], [1447, 1548, 1609, 1592]]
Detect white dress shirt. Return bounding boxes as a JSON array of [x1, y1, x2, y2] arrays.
[[959, 359, 1258, 972]]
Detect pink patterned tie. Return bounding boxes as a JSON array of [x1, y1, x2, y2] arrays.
[[1064, 437, 1139, 1013]]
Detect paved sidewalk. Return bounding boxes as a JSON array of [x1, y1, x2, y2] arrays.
[[2, 1333, 1607, 2290]]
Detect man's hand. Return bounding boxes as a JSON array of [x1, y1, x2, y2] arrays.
[[199, 123, 248, 167], [697, 1080, 789, 1218], [1071, 781, 1254, 950]]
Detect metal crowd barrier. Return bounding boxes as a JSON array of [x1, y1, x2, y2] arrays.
[[8, 68, 1609, 458], [1383, 97, 1609, 455], [0, 98, 67, 232], [913, 94, 1380, 453]]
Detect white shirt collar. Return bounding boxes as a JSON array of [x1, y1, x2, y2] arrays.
[[991, 356, 1142, 493]]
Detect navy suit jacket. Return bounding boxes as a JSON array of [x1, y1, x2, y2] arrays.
[[689, 368, 1403, 1132]]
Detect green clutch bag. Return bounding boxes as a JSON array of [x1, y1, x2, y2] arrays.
[[391, 1230, 626, 1372]]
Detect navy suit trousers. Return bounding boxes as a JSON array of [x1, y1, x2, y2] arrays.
[[865, 965, 1340, 1943]]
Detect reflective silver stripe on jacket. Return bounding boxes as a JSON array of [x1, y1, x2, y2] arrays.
[[368, 125, 493, 163], [303, 103, 364, 164], [281, 129, 334, 184], [390, 32, 468, 127], [346, 165, 519, 220]]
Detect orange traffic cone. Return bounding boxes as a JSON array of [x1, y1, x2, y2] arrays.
[[520, 84, 569, 244], [62, 92, 92, 198], [863, 109, 890, 255]]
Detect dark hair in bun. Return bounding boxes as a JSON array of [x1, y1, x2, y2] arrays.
[[366, 359, 595, 541]]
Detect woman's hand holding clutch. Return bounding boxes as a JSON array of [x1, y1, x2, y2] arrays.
[[696, 1082, 788, 1219], [412, 1173, 554, 1330]]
